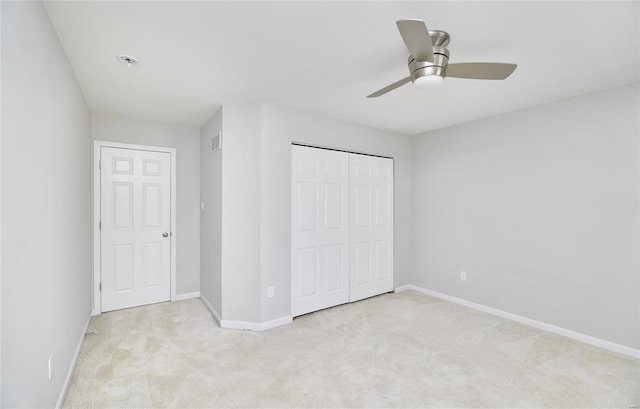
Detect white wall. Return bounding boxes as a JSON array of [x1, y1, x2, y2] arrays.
[[0, 2, 3, 403], [1, 2, 92, 407], [219, 103, 263, 323], [92, 113, 201, 296], [412, 84, 639, 349], [200, 108, 223, 315], [259, 104, 412, 322]]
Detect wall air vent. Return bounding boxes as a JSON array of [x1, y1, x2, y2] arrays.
[[212, 131, 222, 152]]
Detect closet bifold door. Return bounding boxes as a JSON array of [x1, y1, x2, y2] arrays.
[[349, 153, 394, 302], [291, 145, 350, 317]]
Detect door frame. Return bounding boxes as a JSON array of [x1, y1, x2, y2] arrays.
[[92, 140, 177, 315]]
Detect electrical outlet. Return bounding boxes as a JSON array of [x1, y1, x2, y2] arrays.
[[267, 286, 274, 298], [460, 271, 467, 281], [48, 355, 53, 381]]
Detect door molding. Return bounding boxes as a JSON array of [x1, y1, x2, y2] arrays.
[[291, 142, 393, 160], [92, 141, 177, 315]]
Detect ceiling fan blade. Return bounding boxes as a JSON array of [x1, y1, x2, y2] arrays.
[[446, 63, 517, 80], [367, 76, 412, 98], [396, 20, 434, 62]]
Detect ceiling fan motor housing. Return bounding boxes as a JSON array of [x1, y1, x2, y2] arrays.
[[408, 30, 450, 83]]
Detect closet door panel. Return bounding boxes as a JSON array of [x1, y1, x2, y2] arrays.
[[349, 153, 394, 302], [292, 146, 350, 316]]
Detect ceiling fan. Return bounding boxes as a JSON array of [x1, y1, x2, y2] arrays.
[[367, 20, 517, 98]]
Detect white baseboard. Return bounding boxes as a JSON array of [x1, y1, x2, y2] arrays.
[[220, 320, 261, 331], [394, 284, 421, 294], [173, 291, 200, 301], [259, 316, 293, 331], [199, 295, 291, 331], [199, 294, 221, 325], [221, 316, 292, 331], [55, 314, 91, 409], [395, 285, 640, 359]]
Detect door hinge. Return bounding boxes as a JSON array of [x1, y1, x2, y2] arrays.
[[99, 282, 102, 291], [98, 159, 102, 170], [99, 221, 102, 230]]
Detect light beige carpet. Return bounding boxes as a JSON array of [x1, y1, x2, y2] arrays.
[[64, 291, 639, 408]]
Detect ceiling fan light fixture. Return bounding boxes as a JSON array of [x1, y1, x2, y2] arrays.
[[412, 73, 444, 90], [411, 64, 445, 90]]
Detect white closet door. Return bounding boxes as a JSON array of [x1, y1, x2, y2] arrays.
[[101, 147, 171, 312], [292, 145, 350, 316], [349, 153, 394, 302]]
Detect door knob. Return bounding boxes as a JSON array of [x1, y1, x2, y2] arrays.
[[162, 232, 169, 238]]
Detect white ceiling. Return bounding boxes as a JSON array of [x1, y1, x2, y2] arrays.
[[44, 1, 639, 135]]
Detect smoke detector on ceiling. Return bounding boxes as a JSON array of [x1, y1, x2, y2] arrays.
[[117, 54, 138, 67]]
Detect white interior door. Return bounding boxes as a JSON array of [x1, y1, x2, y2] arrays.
[[291, 145, 350, 316], [349, 153, 394, 302], [100, 147, 171, 312]]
